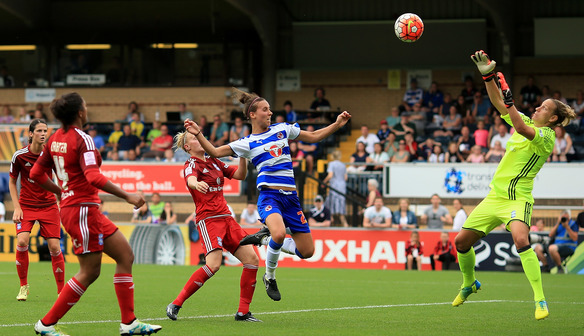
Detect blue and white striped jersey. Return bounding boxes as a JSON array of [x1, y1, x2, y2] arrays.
[[229, 122, 301, 189]]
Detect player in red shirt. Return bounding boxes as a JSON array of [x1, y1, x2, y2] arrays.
[[30, 92, 161, 336], [9, 119, 65, 301], [165, 130, 261, 322]]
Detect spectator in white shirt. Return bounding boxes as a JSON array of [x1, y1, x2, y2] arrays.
[[490, 124, 512, 149], [363, 197, 392, 228], [356, 125, 380, 154], [239, 203, 261, 226], [452, 199, 467, 231]]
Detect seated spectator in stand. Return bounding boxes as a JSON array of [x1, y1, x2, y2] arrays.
[[485, 140, 505, 163], [369, 143, 389, 171], [362, 197, 392, 228], [405, 231, 424, 270], [451, 199, 467, 231], [384, 132, 398, 160], [571, 90, 584, 126], [145, 120, 162, 147], [126, 148, 138, 161], [16, 107, 31, 123], [308, 195, 331, 227], [298, 125, 320, 175], [530, 218, 546, 232], [0, 66, 14, 87], [454, 94, 470, 117], [198, 115, 211, 138], [377, 120, 391, 147], [473, 120, 489, 151], [310, 87, 331, 111], [416, 138, 435, 162], [445, 141, 464, 163], [143, 124, 173, 160], [392, 198, 417, 229], [539, 210, 579, 274], [323, 150, 348, 227], [490, 123, 511, 150], [466, 145, 485, 163], [274, 115, 285, 123], [552, 90, 568, 105], [124, 101, 143, 122], [430, 232, 456, 271], [467, 92, 491, 124], [178, 102, 193, 121], [392, 112, 416, 142], [424, 81, 444, 113], [421, 194, 452, 229], [106, 121, 123, 151], [404, 133, 418, 161], [402, 78, 424, 112], [149, 192, 165, 223], [439, 93, 455, 120], [131, 202, 152, 224], [33, 109, 48, 121], [163, 149, 176, 162], [552, 126, 575, 162], [386, 106, 401, 127], [87, 124, 105, 155], [108, 150, 120, 161], [289, 141, 304, 169], [460, 76, 478, 105], [364, 178, 382, 210], [519, 76, 542, 113], [391, 139, 410, 163], [408, 103, 428, 136], [456, 126, 475, 160], [434, 105, 462, 138], [160, 202, 177, 224], [284, 100, 298, 123], [229, 115, 250, 142], [0, 105, 14, 123], [428, 144, 445, 163], [540, 85, 551, 103], [209, 114, 229, 146], [116, 124, 142, 159], [356, 125, 380, 154], [129, 111, 145, 140], [240, 203, 261, 226]]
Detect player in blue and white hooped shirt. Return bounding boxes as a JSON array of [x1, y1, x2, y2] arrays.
[[183, 88, 351, 301]]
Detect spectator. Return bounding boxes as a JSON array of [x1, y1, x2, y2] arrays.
[[455, 94, 470, 117], [33, 109, 48, 121], [323, 150, 348, 227], [146, 120, 162, 147], [284, 100, 298, 123], [473, 120, 489, 150], [424, 81, 444, 113], [451, 199, 467, 231], [87, 124, 105, 155], [405, 231, 424, 270], [571, 90, 584, 125], [552, 90, 568, 105], [116, 124, 142, 159], [347, 141, 370, 172], [428, 144, 445, 163], [124, 101, 143, 122], [391, 139, 410, 163], [356, 125, 380, 154], [434, 105, 462, 138], [310, 87, 331, 111], [198, 115, 211, 138], [274, 115, 285, 123], [445, 141, 464, 163], [552, 126, 575, 162], [540, 85, 551, 102], [404, 133, 418, 161], [456, 126, 475, 160], [490, 123, 512, 150], [308, 195, 331, 227], [421, 194, 452, 229], [417, 138, 436, 162], [143, 124, 173, 160], [108, 150, 120, 161], [460, 76, 478, 105], [0, 65, 14, 87], [160, 202, 177, 224], [240, 203, 261, 226], [362, 197, 392, 228], [130, 111, 145, 140], [402, 78, 424, 111], [384, 132, 398, 160], [149, 192, 165, 223], [289, 141, 304, 169], [0, 105, 14, 123], [385, 106, 401, 127], [487, 115, 504, 145], [519, 76, 542, 112], [485, 140, 505, 163], [126, 148, 138, 161], [547, 210, 579, 274], [377, 120, 391, 147], [430, 232, 456, 271], [530, 218, 546, 232], [107, 121, 123, 151], [439, 93, 455, 120], [229, 115, 250, 142], [392, 198, 417, 229], [370, 142, 389, 171], [392, 111, 416, 142], [468, 92, 491, 124], [16, 107, 31, 123], [209, 114, 229, 146], [408, 102, 428, 136], [298, 125, 320, 175], [178, 102, 193, 121], [364, 178, 382, 210], [162, 149, 176, 162], [466, 145, 485, 163], [131, 202, 152, 224]]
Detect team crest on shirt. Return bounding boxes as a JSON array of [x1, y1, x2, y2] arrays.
[[17, 223, 21, 230], [217, 237, 223, 247], [265, 205, 272, 212], [264, 143, 284, 158], [212, 163, 221, 171], [98, 233, 104, 246], [511, 210, 516, 218], [216, 177, 221, 186], [277, 132, 284, 139]]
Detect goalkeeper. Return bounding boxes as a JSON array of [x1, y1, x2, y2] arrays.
[[451, 50, 576, 320]]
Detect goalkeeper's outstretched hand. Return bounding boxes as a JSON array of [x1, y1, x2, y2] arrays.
[[497, 72, 514, 108], [471, 50, 496, 81]]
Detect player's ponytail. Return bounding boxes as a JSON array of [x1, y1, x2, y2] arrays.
[[173, 131, 189, 153], [232, 87, 264, 121], [50, 92, 84, 131], [551, 99, 577, 127], [28, 118, 47, 144]]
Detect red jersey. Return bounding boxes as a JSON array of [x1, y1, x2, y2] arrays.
[[433, 240, 455, 257], [405, 240, 424, 257], [184, 156, 237, 222], [9, 145, 57, 208], [35, 127, 102, 207]]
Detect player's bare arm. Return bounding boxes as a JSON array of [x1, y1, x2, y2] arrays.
[[8, 176, 23, 223], [187, 175, 209, 194], [184, 118, 234, 158], [296, 111, 351, 143], [231, 157, 248, 181]]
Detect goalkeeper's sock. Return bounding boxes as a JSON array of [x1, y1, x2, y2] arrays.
[[457, 247, 476, 288], [518, 246, 545, 302], [173, 265, 215, 307]]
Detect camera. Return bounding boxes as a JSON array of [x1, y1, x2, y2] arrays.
[[561, 217, 568, 223], [529, 233, 550, 245]]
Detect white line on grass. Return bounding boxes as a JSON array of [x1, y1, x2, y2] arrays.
[[2, 300, 583, 328]]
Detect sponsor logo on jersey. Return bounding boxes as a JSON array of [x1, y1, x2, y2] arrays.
[[265, 205, 272, 212], [264, 143, 284, 158]]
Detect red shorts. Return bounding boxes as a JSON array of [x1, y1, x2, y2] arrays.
[[60, 205, 118, 255], [197, 215, 248, 255], [17, 204, 61, 239]]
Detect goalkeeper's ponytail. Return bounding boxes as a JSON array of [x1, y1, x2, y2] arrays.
[[551, 99, 577, 127]]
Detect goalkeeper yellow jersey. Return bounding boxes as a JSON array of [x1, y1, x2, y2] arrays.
[[489, 113, 555, 203]]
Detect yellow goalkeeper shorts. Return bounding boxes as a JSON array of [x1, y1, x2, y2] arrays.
[[462, 195, 533, 236]]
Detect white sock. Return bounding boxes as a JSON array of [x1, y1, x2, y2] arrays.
[[281, 238, 296, 255], [265, 245, 280, 279]]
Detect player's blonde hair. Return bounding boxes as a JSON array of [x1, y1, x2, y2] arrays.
[[173, 131, 190, 153], [551, 99, 577, 127]]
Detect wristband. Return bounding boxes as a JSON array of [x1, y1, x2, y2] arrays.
[[482, 72, 496, 82], [194, 131, 200, 136]]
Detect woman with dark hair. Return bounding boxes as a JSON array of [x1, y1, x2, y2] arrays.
[[30, 92, 161, 335], [9, 119, 65, 302], [183, 88, 350, 301]]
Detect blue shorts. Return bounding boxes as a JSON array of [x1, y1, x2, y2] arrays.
[[257, 188, 310, 234]]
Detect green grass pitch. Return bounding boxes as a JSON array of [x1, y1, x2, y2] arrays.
[[1, 262, 583, 335]]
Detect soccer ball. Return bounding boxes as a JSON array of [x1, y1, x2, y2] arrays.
[[394, 13, 424, 43]]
